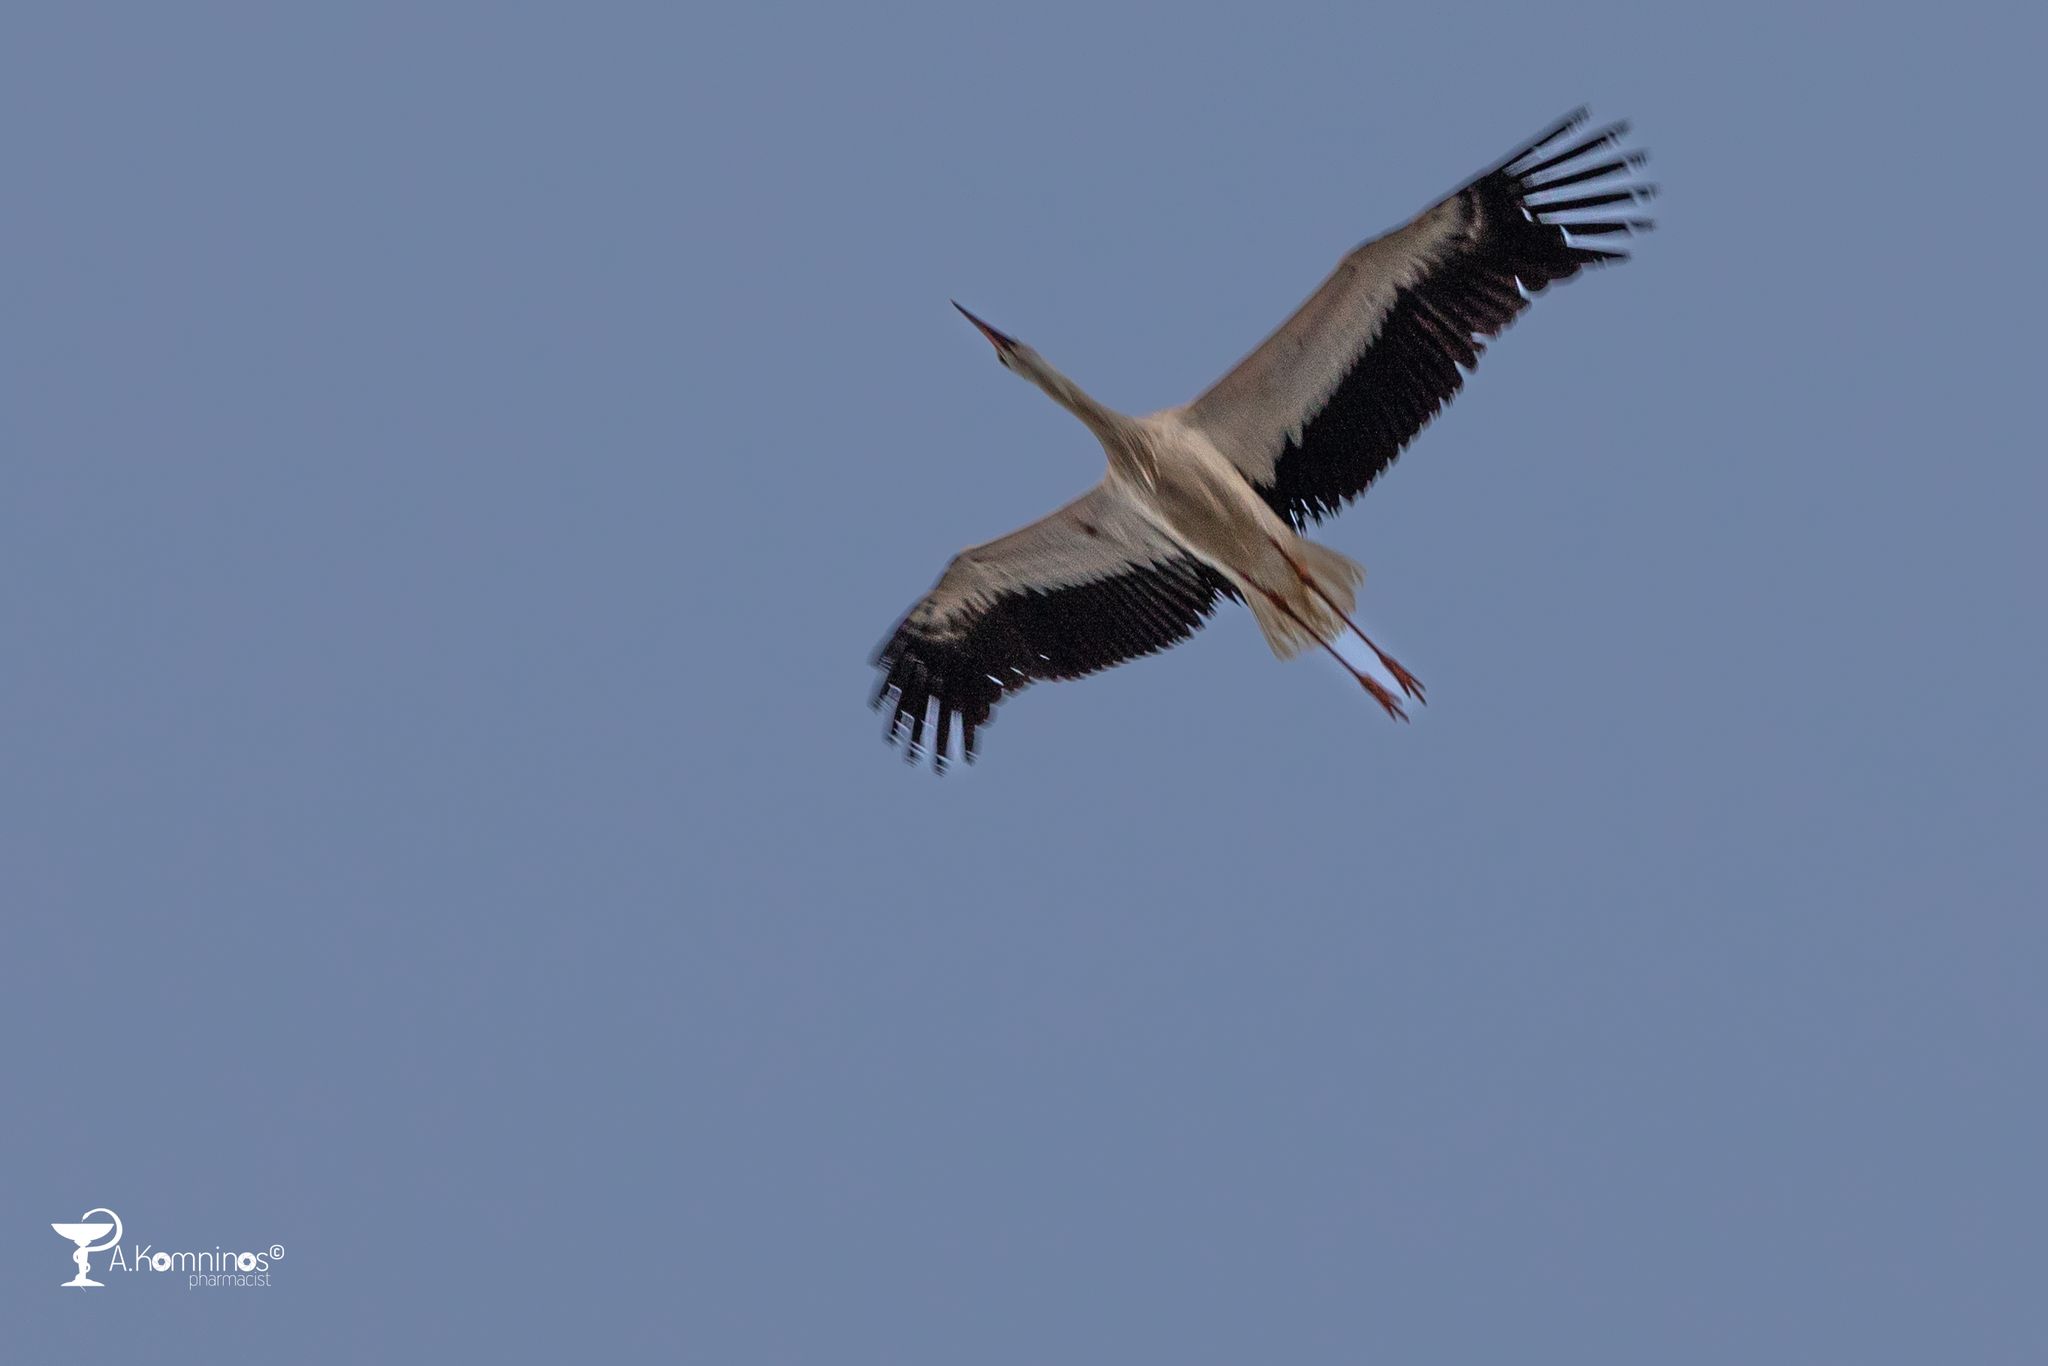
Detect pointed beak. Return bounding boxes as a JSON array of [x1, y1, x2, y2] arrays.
[[952, 300, 1017, 354]]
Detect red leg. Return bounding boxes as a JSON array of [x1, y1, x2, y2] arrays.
[[1266, 535, 1426, 702], [1260, 588, 1408, 722]]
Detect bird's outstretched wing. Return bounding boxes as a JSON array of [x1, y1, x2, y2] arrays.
[[872, 481, 1231, 771], [1183, 109, 1653, 528]]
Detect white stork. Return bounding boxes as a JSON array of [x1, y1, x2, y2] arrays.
[[873, 109, 1653, 770]]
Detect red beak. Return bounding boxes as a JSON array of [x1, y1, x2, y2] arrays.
[[952, 300, 1017, 353]]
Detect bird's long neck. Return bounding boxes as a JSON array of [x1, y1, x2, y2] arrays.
[[1023, 355, 1153, 482]]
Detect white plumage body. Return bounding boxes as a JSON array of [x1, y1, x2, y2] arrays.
[[1112, 414, 1362, 659]]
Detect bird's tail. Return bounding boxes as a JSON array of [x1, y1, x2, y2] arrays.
[[1244, 536, 1364, 660]]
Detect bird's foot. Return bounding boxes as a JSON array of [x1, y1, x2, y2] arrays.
[[1371, 651, 1427, 703], [1359, 674, 1409, 722]]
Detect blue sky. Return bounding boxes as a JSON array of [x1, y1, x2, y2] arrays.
[[6, 2, 2044, 1361]]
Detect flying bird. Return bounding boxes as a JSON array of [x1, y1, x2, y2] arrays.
[[872, 109, 1652, 770]]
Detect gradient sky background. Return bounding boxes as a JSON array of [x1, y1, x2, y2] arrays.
[[6, 3, 2044, 1361]]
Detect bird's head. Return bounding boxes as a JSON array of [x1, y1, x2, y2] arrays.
[[952, 301, 1035, 376], [950, 300, 1112, 439]]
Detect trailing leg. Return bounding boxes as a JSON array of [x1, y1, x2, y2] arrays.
[[1267, 534, 1426, 702], [1256, 586, 1408, 721]]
